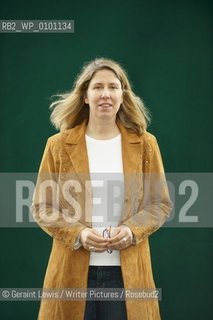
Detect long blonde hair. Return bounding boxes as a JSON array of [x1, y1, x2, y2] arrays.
[[50, 58, 151, 135]]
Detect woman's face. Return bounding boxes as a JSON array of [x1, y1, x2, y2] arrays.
[[84, 69, 123, 122]]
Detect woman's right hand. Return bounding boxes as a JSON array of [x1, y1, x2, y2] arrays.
[[80, 228, 108, 253]]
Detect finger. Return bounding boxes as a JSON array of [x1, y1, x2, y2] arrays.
[[107, 232, 124, 245], [108, 241, 127, 250], [110, 228, 120, 238], [88, 233, 108, 244], [107, 236, 130, 248], [91, 229, 104, 237], [86, 233, 108, 249], [86, 244, 107, 253], [87, 240, 108, 249]]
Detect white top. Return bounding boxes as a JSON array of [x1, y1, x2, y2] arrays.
[[85, 133, 124, 266]]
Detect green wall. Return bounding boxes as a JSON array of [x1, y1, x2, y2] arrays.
[[0, 0, 212, 319]]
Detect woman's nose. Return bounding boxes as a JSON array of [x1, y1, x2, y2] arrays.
[[101, 88, 110, 98]]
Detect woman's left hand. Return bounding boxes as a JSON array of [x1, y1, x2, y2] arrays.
[[106, 225, 133, 251]]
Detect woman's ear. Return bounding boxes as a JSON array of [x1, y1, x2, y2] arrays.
[[84, 95, 88, 104]]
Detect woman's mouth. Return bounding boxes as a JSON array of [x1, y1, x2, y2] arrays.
[[98, 103, 112, 108]]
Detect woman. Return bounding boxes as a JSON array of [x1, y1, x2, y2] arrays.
[[31, 58, 172, 320]]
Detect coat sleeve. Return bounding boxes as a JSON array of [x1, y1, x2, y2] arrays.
[[31, 137, 86, 250], [122, 134, 173, 245]]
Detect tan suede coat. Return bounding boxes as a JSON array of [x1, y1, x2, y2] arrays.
[[31, 119, 172, 320]]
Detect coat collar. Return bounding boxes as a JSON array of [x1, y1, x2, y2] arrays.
[[64, 118, 143, 176]]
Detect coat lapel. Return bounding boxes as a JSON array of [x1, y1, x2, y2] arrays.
[[117, 120, 142, 174], [64, 120, 92, 195], [64, 119, 143, 174]]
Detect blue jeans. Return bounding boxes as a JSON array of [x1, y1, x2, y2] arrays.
[[84, 266, 127, 320]]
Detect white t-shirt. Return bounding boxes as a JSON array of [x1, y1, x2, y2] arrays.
[[85, 133, 124, 266]]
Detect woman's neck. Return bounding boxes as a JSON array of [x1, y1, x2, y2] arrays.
[[86, 120, 120, 140]]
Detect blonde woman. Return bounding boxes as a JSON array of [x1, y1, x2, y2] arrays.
[[31, 58, 172, 320]]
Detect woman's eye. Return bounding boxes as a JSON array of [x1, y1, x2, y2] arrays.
[[93, 86, 118, 90]]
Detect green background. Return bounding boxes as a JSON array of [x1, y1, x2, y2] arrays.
[[0, 0, 212, 319]]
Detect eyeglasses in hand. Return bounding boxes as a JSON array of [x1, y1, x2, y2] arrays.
[[102, 225, 113, 254]]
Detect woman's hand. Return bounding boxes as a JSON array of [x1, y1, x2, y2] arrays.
[[80, 228, 108, 253], [106, 225, 133, 251]]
